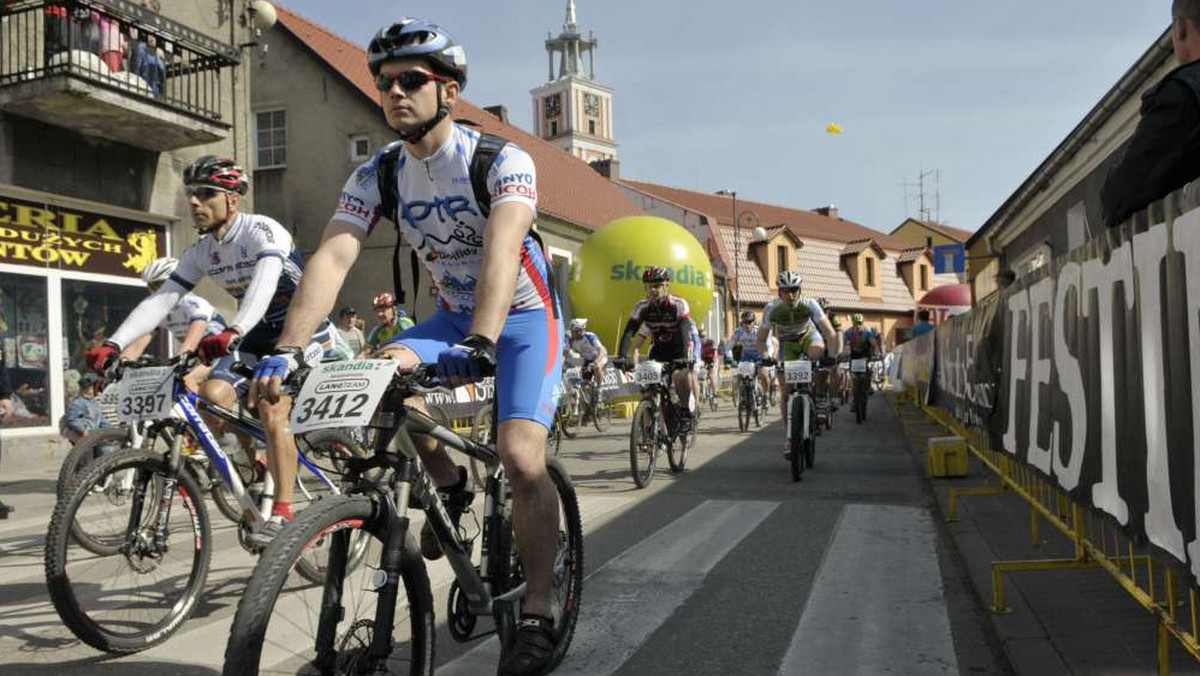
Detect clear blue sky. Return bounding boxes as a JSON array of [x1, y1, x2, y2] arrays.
[[278, 0, 1171, 236]]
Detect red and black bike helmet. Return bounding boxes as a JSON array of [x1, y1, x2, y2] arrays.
[[183, 155, 249, 195], [641, 266, 671, 284]]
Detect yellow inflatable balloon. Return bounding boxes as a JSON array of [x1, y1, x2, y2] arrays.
[[568, 216, 714, 353], [826, 122, 843, 134]]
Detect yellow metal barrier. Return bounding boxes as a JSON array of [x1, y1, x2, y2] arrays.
[[888, 391, 1200, 675]]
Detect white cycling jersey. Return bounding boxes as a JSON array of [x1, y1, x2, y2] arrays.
[[334, 123, 549, 314], [171, 212, 302, 327], [568, 331, 604, 361], [163, 293, 220, 344], [108, 212, 302, 349]]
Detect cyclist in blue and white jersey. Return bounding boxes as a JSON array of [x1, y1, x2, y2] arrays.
[[85, 156, 340, 546], [567, 318, 607, 382], [729, 310, 770, 400], [117, 256, 225, 391], [248, 19, 562, 674]]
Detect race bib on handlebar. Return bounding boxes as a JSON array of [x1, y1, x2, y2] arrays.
[[737, 361, 756, 377], [289, 360, 396, 434], [783, 359, 812, 384], [635, 360, 663, 386], [564, 366, 582, 381], [116, 366, 174, 422], [851, 358, 868, 374]]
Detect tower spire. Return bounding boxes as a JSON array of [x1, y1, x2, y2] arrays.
[[565, 0, 578, 33]]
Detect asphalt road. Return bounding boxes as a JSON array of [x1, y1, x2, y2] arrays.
[[0, 393, 1011, 675]]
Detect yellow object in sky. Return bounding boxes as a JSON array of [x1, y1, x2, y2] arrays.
[[826, 122, 843, 134]]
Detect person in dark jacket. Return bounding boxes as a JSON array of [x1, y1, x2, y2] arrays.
[[1102, 0, 1200, 227], [0, 347, 13, 518]]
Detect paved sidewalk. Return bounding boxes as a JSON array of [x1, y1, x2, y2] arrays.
[[892, 399, 1200, 676]]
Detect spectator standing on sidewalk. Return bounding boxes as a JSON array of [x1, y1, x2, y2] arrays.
[[62, 372, 106, 445], [335, 306, 366, 356], [1102, 0, 1200, 227]]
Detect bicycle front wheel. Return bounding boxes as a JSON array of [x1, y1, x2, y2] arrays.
[[789, 397, 805, 482], [46, 448, 212, 653], [223, 494, 434, 676], [629, 400, 657, 488]]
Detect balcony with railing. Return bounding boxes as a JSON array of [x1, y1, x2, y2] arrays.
[[0, 0, 240, 150]]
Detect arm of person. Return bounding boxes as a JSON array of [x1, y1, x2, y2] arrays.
[[226, 256, 284, 336], [467, 202, 533, 341], [120, 333, 154, 360], [755, 325, 770, 355], [178, 319, 209, 353], [617, 316, 644, 360], [107, 280, 185, 349], [817, 317, 840, 355], [1102, 80, 1200, 227], [273, 221, 365, 350], [681, 317, 697, 360]]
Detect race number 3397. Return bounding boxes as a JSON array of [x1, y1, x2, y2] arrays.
[[289, 360, 396, 434], [116, 366, 174, 422]]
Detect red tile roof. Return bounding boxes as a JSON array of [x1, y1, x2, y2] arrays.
[[617, 178, 913, 250], [274, 5, 640, 230], [896, 247, 930, 264], [840, 238, 886, 258]]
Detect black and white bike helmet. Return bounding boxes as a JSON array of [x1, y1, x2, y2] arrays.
[[777, 271, 802, 290], [141, 257, 178, 286]]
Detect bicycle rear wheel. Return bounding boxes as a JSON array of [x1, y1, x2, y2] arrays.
[[629, 400, 657, 488], [737, 383, 751, 432], [589, 385, 612, 433], [46, 448, 211, 653], [667, 422, 688, 473], [222, 495, 434, 676]]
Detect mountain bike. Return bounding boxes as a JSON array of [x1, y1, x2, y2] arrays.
[[45, 355, 364, 654], [767, 358, 818, 482], [626, 358, 694, 487], [222, 363, 583, 676], [735, 360, 764, 432], [850, 356, 879, 423]]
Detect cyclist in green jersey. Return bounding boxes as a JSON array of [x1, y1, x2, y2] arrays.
[[757, 271, 841, 424]]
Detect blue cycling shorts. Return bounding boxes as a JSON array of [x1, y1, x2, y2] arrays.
[[389, 308, 563, 430]]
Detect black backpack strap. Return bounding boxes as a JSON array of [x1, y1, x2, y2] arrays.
[[374, 141, 410, 310], [467, 133, 562, 320]]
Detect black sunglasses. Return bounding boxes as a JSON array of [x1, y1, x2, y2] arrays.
[[374, 69, 452, 93]]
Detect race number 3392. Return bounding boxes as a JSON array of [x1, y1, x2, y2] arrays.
[[289, 360, 396, 434]]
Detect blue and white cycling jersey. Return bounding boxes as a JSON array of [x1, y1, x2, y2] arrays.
[[163, 293, 223, 344], [170, 212, 303, 327], [334, 123, 550, 315], [730, 325, 761, 358], [568, 331, 604, 362]]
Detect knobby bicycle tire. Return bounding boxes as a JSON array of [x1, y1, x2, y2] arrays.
[[222, 494, 435, 676], [56, 426, 136, 499], [46, 448, 212, 654], [629, 400, 657, 488], [789, 396, 805, 482]]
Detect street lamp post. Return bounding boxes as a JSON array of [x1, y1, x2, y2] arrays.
[[716, 189, 740, 326]]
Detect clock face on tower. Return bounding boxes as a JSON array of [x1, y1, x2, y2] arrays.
[[545, 94, 561, 119], [584, 93, 600, 116]]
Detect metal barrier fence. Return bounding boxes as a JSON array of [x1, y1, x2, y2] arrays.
[[891, 389, 1200, 674], [0, 0, 238, 121]]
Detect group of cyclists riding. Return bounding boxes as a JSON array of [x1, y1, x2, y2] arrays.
[[68, 15, 887, 676]]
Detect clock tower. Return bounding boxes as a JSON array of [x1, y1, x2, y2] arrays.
[[530, 1, 617, 162]]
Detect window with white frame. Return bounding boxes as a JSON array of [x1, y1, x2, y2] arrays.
[[255, 110, 287, 169], [349, 134, 371, 162]]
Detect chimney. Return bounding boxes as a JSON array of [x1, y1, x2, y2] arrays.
[[484, 105, 509, 124], [589, 158, 620, 180], [814, 204, 839, 219]]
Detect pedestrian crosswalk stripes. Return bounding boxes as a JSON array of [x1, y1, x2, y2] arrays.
[[437, 499, 779, 676], [777, 504, 957, 675]]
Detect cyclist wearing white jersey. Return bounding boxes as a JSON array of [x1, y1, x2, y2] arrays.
[[85, 156, 339, 546], [759, 271, 840, 425], [567, 318, 607, 381], [248, 20, 562, 674], [729, 311, 771, 401], [118, 257, 225, 390]]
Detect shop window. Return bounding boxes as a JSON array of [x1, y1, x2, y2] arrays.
[[0, 273, 51, 429], [60, 279, 164, 400]]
